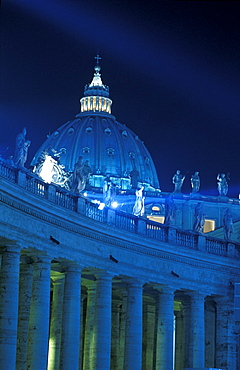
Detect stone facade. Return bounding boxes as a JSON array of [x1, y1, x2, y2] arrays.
[[0, 162, 240, 369]]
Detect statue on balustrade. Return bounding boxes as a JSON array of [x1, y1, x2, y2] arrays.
[[129, 166, 139, 189], [223, 209, 234, 240], [164, 195, 175, 226], [193, 202, 205, 233], [71, 156, 92, 193], [172, 170, 185, 193], [133, 186, 145, 216], [217, 173, 229, 196], [13, 127, 31, 167], [191, 171, 200, 193], [103, 175, 116, 207]]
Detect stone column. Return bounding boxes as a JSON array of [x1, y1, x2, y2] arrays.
[[47, 275, 65, 370], [111, 297, 121, 369], [215, 295, 237, 370], [124, 280, 143, 370], [0, 245, 21, 370], [174, 310, 184, 370], [60, 263, 82, 370], [142, 300, 155, 370], [16, 261, 34, 370], [79, 293, 87, 370], [188, 291, 205, 368], [118, 290, 128, 370], [26, 255, 52, 370], [83, 283, 97, 370], [92, 273, 113, 370], [155, 286, 175, 370]]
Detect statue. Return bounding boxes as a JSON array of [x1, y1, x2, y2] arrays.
[[71, 156, 91, 193], [191, 171, 200, 193], [13, 127, 31, 167], [193, 202, 205, 233], [82, 160, 92, 185], [217, 173, 229, 196], [223, 209, 234, 240], [129, 166, 139, 189], [164, 195, 175, 226], [172, 170, 185, 193], [133, 186, 145, 216], [103, 176, 116, 207]]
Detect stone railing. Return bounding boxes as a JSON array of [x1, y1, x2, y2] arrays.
[[0, 158, 239, 259]]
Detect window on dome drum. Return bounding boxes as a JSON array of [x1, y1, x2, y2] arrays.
[[104, 128, 111, 135], [122, 130, 128, 137], [107, 148, 115, 156], [129, 152, 135, 159], [82, 147, 90, 154], [145, 157, 150, 164], [204, 219, 215, 233], [68, 127, 75, 135], [85, 127, 93, 134]]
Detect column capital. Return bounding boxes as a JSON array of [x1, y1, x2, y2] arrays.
[[94, 271, 114, 281], [32, 254, 53, 264], [188, 290, 206, 301], [63, 261, 83, 273], [123, 278, 144, 288], [0, 243, 21, 254], [154, 284, 176, 295]]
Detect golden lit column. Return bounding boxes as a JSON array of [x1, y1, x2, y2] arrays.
[[83, 282, 97, 370], [155, 286, 175, 370], [0, 244, 21, 370], [26, 255, 52, 370], [92, 273, 113, 370], [16, 261, 34, 370], [60, 263, 82, 369], [124, 280, 143, 370], [47, 275, 65, 370], [188, 292, 205, 368]]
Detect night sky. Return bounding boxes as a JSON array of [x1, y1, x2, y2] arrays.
[[1, 1, 240, 197]]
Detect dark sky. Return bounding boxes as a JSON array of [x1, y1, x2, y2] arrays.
[[1, 0, 240, 197]]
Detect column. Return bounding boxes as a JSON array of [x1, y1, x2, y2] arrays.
[[60, 263, 82, 369], [174, 310, 184, 370], [155, 286, 175, 370], [0, 245, 21, 370], [124, 280, 143, 370], [111, 297, 121, 369], [47, 275, 65, 370], [26, 255, 52, 370], [118, 290, 128, 370], [79, 293, 87, 370], [92, 273, 113, 370], [83, 283, 97, 370], [188, 291, 205, 368], [215, 295, 237, 370], [142, 300, 155, 370], [16, 262, 34, 370]]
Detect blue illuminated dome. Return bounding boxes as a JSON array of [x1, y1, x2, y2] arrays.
[[31, 58, 160, 191]]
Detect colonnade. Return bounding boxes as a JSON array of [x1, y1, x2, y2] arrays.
[[0, 245, 237, 369]]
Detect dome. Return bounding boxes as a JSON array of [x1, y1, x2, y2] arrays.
[[31, 58, 160, 192]]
